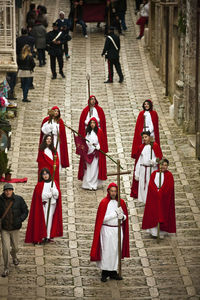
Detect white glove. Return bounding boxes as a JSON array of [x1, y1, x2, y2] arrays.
[[95, 144, 100, 150], [149, 159, 156, 167], [135, 176, 139, 181], [51, 187, 58, 198], [42, 192, 52, 200], [117, 212, 124, 220], [115, 207, 123, 215]]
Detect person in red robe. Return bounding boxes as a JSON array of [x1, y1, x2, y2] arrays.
[[39, 106, 69, 169], [131, 99, 160, 159], [130, 131, 162, 202], [90, 182, 129, 282], [25, 168, 63, 244], [37, 134, 60, 184], [78, 95, 108, 152], [78, 117, 107, 190], [142, 158, 176, 238]]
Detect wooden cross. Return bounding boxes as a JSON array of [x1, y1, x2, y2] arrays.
[[107, 159, 131, 278]]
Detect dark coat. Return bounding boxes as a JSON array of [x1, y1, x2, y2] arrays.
[[0, 193, 28, 231], [46, 30, 67, 56], [16, 35, 35, 57], [102, 32, 120, 60], [56, 18, 70, 31], [31, 24, 46, 49], [17, 55, 36, 71]]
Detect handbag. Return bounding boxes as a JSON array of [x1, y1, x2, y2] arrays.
[[0, 201, 13, 232]]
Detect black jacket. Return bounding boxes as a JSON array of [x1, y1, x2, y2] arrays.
[[46, 30, 67, 56], [17, 55, 36, 71], [102, 32, 120, 60], [0, 193, 28, 231]]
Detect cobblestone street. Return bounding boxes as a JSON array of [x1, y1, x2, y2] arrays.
[[0, 0, 200, 299]]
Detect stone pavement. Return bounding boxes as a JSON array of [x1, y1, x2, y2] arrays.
[[0, 0, 200, 299]]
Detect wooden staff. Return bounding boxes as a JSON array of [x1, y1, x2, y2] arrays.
[[157, 162, 162, 244], [86, 73, 90, 99], [107, 159, 131, 277], [46, 128, 59, 230]]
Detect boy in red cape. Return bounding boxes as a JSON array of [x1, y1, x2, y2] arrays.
[[37, 134, 60, 184], [78, 117, 107, 190], [78, 95, 108, 152], [131, 99, 160, 159], [90, 183, 129, 282], [130, 131, 162, 203], [142, 158, 176, 238], [40, 106, 69, 169], [25, 168, 63, 244]]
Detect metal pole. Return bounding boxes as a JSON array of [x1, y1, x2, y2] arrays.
[[117, 159, 122, 277], [165, 6, 169, 96], [195, 3, 200, 159]]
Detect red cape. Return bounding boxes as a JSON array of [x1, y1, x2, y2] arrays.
[[39, 117, 69, 168], [25, 180, 63, 243], [90, 197, 129, 261], [130, 142, 163, 198], [37, 150, 60, 185], [131, 110, 160, 159], [78, 127, 107, 181], [142, 170, 176, 233], [78, 100, 108, 153]]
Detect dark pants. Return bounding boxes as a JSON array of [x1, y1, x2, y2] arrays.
[[119, 12, 127, 30], [107, 58, 123, 82], [50, 55, 63, 76], [37, 49, 46, 65], [6, 72, 17, 94], [135, 0, 143, 11], [21, 77, 32, 100], [63, 42, 69, 56], [76, 20, 87, 36]]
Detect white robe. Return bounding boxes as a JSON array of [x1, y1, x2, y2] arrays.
[[85, 107, 100, 129], [41, 120, 61, 170], [42, 181, 59, 239], [146, 172, 168, 237], [135, 144, 157, 203], [82, 130, 102, 190], [143, 111, 154, 139], [97, 200, 126, 271]]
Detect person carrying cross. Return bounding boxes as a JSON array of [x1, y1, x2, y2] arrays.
[[90, 182, 129, 282]]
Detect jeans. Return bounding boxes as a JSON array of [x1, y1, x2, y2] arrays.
[[1, 230, 19, 270], [37, 49, 46, 65], [76, 20, 87, 36], [21, 77, 32, 100], [119, 12, 127, 30]]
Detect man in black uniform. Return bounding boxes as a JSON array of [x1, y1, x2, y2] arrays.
[[102, 27, 124, 83], [46, 22, 67, 79]]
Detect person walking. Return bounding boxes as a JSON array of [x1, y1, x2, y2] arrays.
[[0, 183, 28, 277], [17, 44, 35, 102], [30, 20, 47, 67], [102, 27, 124, 83]]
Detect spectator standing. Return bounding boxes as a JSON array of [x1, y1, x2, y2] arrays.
[[17, 45, 35, 102], [31, 21, 47, 67], [0, 183, 28, 277]]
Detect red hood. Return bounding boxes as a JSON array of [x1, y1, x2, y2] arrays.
[[88, 95, 99, 106], [107, 182, 118, 200], [89, 117, 99, 128]]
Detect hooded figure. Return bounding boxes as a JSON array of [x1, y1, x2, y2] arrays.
[[131, 99, 160, 159], [40, 106, 69, 169], [78, 117, 107, 190], [25, 168, 63, 244], [78, 95, 108, 152], [90, 182, 129, 282]]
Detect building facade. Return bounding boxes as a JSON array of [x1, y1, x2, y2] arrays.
[[147, 0, 200, 159]]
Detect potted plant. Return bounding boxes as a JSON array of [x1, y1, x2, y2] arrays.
[[5, 164, 13, 181]]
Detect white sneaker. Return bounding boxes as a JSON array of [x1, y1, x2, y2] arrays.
[[2, 269, 9, 277], [84, 35, 88, 38]]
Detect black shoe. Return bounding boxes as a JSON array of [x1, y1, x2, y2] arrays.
[[52, 75, 57, 80], [59, 72, 65, 78], [7, 94, 17, 100], [22, 99, 31, 102], [29, 85, 35, 89], [119, 77, 124, 83], [104, 79, 113, 83], [109, 271, 123, 280], [101, 270, 109, 282], [136, 36, 142, 40]]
